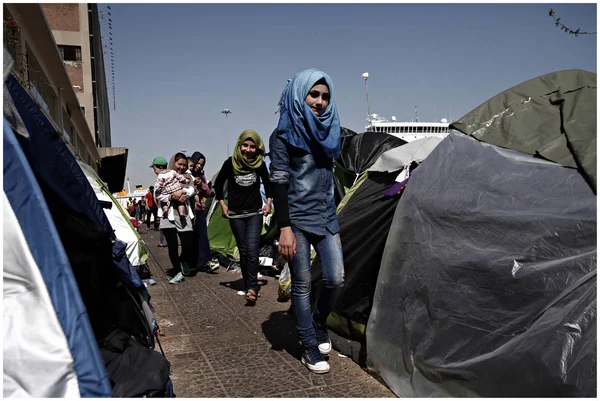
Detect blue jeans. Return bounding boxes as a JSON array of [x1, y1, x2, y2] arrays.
[[290, 226, 345, 348], [229, 214, 263, 292], [194, 209, 211, 269]]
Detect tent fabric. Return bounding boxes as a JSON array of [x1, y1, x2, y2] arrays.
[[3, 119, 112, 397], [367, 133, 596, 397], [366, 136, 444, 173], [450, 68, 596, 193], [337, 130, 407, 175], [207, 200, 239, 260], [333, 131, 407, 201], [5, 74, 115, 238], [78, 161, 149, 267], [3, 193, 81, 398]]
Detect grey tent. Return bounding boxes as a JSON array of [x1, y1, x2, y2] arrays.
[[366, 70, 596, 397]]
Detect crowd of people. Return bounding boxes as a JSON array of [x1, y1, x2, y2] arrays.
[[146, 68, 346, 375]]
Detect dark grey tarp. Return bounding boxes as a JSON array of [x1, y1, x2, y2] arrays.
[[450, 69, 596, 193], [367, 133, 596, 397]]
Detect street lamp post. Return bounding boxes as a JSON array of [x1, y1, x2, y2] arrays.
[[362, 72, 371, 121], [221, 108, 232, 156]]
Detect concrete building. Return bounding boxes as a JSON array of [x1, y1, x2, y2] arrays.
[[4, 3, 128, 192], [41, 3, 111, 147]]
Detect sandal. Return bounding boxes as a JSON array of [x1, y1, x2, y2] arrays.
[[245, 289, 258, 304]]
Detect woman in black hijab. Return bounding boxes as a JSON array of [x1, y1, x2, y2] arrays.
[[190, 152, 212, 272]]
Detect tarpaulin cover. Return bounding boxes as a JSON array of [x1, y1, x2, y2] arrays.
[[450, 69, 597, 193], [367, 133, 596, 397]]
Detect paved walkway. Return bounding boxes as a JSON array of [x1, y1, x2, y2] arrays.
[[139, 229, 395, 398]]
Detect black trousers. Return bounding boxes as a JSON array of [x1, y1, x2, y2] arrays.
[[146, 206, 158, 229], [162, 228, 195, 275]]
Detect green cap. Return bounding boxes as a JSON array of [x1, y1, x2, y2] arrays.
[[150, 156, 168, 167]]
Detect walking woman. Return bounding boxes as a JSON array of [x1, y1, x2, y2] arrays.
[[152, 153, 197, 284], [269, 69, 345, 374], [213, 130, 273, 305], [189, 151, 213, 272]]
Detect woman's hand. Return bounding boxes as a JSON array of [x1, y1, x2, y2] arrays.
[[170, 189, 187, 203], [262, 203, 271, 216], [278, 227, 296, 260], [220, 200, 229, 219]]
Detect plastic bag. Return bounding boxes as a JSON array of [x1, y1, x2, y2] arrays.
[[278, 262, 291, 302]]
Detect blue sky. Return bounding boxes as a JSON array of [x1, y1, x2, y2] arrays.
[[101, 3, 597, 189]]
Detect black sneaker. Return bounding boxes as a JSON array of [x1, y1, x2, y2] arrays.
[[314, 323, 332, 355], [301, 345, 330, 374]]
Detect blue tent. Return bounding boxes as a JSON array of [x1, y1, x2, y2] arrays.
[[4, 66, 172, 396]]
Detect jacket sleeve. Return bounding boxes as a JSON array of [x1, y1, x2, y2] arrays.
[[214, 159, 231, 201], [154, 175, 165, 195], [268, 131, 291, 228]]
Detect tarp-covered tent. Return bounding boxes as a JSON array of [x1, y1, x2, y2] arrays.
[[311, 132, 442, 363], [367, 69, 596, 397], [3, 63, 173, 397]]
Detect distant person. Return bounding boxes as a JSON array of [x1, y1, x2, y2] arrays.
[[135, 199, 141, 221], [127, 197, 134, 217], [269, 69, 345, 374], [145, 186, 159, 231], [152, 155, 194, 227], [152, 153, 197, 283], [138, 198, 146, 222], [213, 130, 272, 305], [189, 151, 213, 272]]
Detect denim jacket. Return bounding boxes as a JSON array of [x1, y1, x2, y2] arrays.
[[269, 131, 339, 236]]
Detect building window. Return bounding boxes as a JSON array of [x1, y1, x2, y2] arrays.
[[58, 45, 82, 62]]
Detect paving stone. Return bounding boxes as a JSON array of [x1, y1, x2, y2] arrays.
[[139, 230, 397, 398]]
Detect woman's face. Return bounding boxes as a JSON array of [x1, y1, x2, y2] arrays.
[[174, 157, 188, 174], [240, 139, 257, 159], [305, 83, 330, 116], [194, 158, 205, 172]]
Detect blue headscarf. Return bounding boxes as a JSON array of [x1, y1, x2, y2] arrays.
[[276, 68, 341, 159]]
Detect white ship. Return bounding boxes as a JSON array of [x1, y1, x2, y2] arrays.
[[365, 113, 450, 143]]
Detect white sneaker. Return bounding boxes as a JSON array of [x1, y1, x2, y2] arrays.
[[318, 339, 332, 355]]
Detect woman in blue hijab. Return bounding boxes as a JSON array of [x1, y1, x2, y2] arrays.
[[269, 69, 345, 375]]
